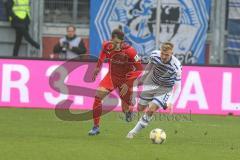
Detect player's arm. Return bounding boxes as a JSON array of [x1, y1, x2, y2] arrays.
[[138, 62, 154, 85], [166, 69, 182, 112], [137, 50, 159, 85], [167, 80, 181, 106], [120, 47, 142, 96], [92, 45, 107, 81], [126, 47, 143, 81]]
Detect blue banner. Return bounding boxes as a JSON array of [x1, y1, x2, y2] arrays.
[[90, 0, 211, 64]]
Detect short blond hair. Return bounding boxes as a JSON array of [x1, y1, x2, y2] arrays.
[[161, 42, 174, 51]]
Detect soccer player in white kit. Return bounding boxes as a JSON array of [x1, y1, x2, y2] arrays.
[[127, 42, 182, 138]]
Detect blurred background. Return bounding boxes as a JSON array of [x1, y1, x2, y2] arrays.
[[0, 0, 239, 66]]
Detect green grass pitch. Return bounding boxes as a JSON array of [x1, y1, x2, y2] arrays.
[[0, 108, 239, 160]]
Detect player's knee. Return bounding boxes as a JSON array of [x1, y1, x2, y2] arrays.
[[96, 87, 109, 99], [121, 100, 129, 107], [121, 100, 129, 110], [137, 104, 146, 112], [148, 102, 159, 112], [148, 108, 156, 114]]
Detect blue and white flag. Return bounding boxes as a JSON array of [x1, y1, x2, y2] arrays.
[[90, 0, 211, 64]]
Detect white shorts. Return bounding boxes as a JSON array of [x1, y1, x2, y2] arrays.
[[139, 83, 172, 108]]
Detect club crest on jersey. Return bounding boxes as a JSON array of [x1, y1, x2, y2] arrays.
[[103, 42, 115, 54]]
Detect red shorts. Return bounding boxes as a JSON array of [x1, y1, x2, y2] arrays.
[[99, 73, 133, 105]]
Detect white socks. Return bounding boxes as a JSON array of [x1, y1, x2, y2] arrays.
[[129, 114, 153, 134]]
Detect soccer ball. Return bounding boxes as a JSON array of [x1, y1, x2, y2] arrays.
[[149, 128, 167, 144]]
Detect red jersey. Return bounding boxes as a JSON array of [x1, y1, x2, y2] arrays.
[[96, 41, 142, 80]]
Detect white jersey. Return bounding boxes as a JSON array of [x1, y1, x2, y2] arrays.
[[148, 50, 182, 88], [60, 37, 81, 59]]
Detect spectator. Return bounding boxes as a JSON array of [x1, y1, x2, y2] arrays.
[[53, 24, 87, 59], [6, 0, 40, 56]]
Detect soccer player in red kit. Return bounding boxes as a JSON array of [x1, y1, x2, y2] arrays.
[[88, 28, 142, 135]]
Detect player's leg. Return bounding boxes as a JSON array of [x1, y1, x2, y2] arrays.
[[88, 87, 110, 136], [137, 81, 156, 112], [93, 87, 110, 126], [125, 87, 152, 138], [119, 81, 135, 122], [137, 99, 149, 112], [137, 89, 153, 112], [126, 90, 170, 138], [121, 100, 135, 122], [89, 74, 113, 136], [126, 102, 159, 138]]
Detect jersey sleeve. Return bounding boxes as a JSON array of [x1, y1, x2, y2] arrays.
[[126, 47, 141, 62], [167, 80, 181, 105], [125, 47, 143, 81], [175, 63, 182, 81], [149, 50, 160, 65], [167, 62, 182, 105]]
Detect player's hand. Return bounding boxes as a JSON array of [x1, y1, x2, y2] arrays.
[[92, 68, 100, 81], [120, 83, 128, 96], [126, 71, 140, 80]]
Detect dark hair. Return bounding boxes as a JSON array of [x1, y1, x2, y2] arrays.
[[67, 24, 76, 31], [111, 28, 124, 40]]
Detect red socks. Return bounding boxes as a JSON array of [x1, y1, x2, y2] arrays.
[[93, 96, 102, 127]]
